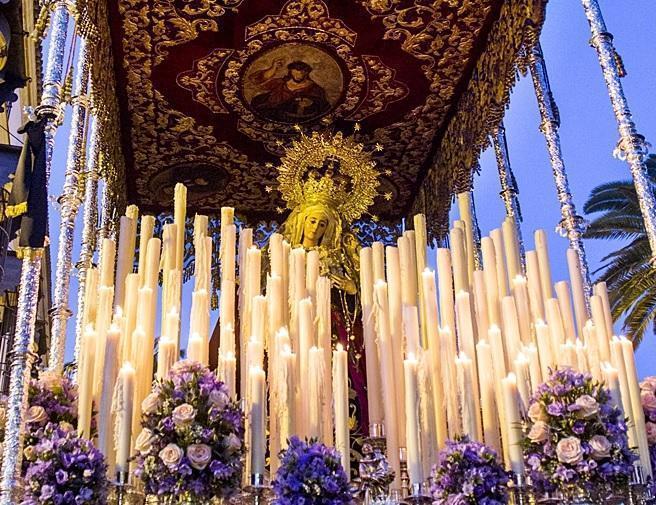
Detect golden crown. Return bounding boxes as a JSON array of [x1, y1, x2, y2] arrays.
[[273, 129, 381, 223]]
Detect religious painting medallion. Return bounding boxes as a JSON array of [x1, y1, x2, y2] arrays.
[[242, 42, 344, 124]]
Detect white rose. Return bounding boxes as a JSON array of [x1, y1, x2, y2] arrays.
[[575, 395, 599, 418], [39, 371, 61, 389], [141, 393, 161, 415], [589, 435, 611, 459], [527, 421, 550, 443], [59, 421, 75, 432], [135, 428, 157, 455], [556, 436, 583, 464], [528, 402, 546, 423], [186, 444, 212, 470], [25, 406, 48, 425], [159, 443, 183, 468], [208, 390, 229, 410], [172, 403, 196, 427]]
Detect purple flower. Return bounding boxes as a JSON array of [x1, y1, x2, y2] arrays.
[[135, 361, 244, 500]]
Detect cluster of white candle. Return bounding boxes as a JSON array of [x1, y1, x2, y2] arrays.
[[360, 194, 652, 487], [75, 182, 652, 487]]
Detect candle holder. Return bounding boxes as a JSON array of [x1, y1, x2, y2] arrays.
[[398, 448, 409, 498], [242, 473, 271, 505], [401, 483, 432, 505], [108, 471, 145, 505], [357, 427, 395, 505], [509, 473, 531, 505], [628, 465, 656, 505]]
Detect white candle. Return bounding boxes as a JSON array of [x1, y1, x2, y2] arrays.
[[457, 192, 477, 285], [472, 271, 490, 342], [525, 343, 542, 391], [590, 295, 611, 362], [456, 352, 479, 440], [308, 346, 324, 440], [601, 362, 623, 415], [554, 281, 576, 342], [513, 351, 531, 412], [422, 269, 448, 447], [122, 274, 140, 365], [361, 248, 383, 427], [481, 237, 501, 326], [143, 237, 162, 290], [436, 248, 456, 334], [157, 336, 176, 379], [316, 276, 333, 445], [525, 251, 545, 322], [137, 215, 155, 287], [385, 246, 406, 447], [559, 340, 577, 368], [502, 217, 522, 282], [306, 249, 320, 304], [545, 298, 566, 350], [187, 333, 204, 363], [594, 282, 615, 341], [373, 281, 400, 487], [450, 227, 468, 293], [403, 354, 423, 486], [476, 340, 502, 455], [575, 339, 590, 373], [566, 248, 589, 337], [81, 267, 99, 332], [99, 238, 116, 288], [610, 337, 636, 446], [403, 305, 421, 357], [250, 294, 267, 344], [279, 344, 296, 447], [116, 362, 135, 475], [249, 366, 266, 476], [333, 344, 350, 479], [398, 235, 418, 307], [372, 242, 385, 281], [77, 326, 96, 439], [440, 326, 461, 437], [619, 337, 652, 477], [490, 228, 509, 298], [534, 229, 553, 301], [114, 216, 137, 309], [189, 290, 210, 364], [298, 297, 314, 436], [173, 183, 187, 271], [512, 276, 531, 345], [501, 296, 522, 358], [269, 233, 283, 277], [218, 351, 237, 400], [98, 324, 121, 463], [535, 320, 554, 377], [502, 373, 525, 474], [582, 321, 601, 379], [488, 325, 510, 466]]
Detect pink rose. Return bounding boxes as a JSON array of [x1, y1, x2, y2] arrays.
[[575, 395, 599, 418], [528, 421, 550, 443], [646, 422, 656, 445], [641, 391, 656, 412], [556, 436, 583, 464], [528, 402, 546, 423], [141, 393, 161, 414], [159, 443, 183, 468], [25, 406, 48, 425], [172, 403, 196, 427], [186, 444, 212, 470], [640, 377, 656, 393], [589, 435, 611, 459]]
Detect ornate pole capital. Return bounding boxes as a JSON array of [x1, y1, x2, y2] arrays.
[[580, 0, 656, 259]]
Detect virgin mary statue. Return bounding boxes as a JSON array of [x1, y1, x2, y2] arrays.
[[274, 130, 380, 467]]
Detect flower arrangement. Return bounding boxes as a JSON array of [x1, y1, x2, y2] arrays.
[[272, 436, 353, 505], [20, 423, 108, 505], [25, 371, 80, 440], [430, 435, 510, 505], [522, 368, 635, 497], [640, 377, 656, 476], [134, 360, 244, 502]]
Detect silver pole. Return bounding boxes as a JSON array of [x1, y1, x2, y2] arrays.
[[528, 40, 592, 304], [49, 36, 91, 372], [581, 0, 656, 257], [0, 2, 70, 501], [74, 113, 99, 363], [492, 122, 526, 263]]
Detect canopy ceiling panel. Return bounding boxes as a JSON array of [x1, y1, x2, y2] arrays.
[[104, 0, 546, 234]]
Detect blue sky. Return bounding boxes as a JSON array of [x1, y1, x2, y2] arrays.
[[47, 1, 656, 375]]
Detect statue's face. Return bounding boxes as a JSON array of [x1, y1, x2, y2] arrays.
[[302, 208, 329, 247]]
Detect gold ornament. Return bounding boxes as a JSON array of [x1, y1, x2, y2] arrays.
[[276, 130, 380, 224]]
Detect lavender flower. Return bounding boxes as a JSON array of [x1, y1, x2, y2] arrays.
[[20, 423, 107, 505], [134, 360, 244, 500], [522, 368, 635, 496], [272, 436, 353, 505], [430, 436, 510, 505]]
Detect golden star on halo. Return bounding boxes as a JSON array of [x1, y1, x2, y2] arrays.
[[276, 207, 285, 214], [265, 186, 272, 193], [384, 192, 392, 201], [372, 215, 379, 222], [375, 143, 383, 152], [384, 169, 392, 176]]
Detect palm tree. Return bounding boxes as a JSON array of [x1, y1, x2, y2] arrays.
[[583, 154, 656, 345]]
